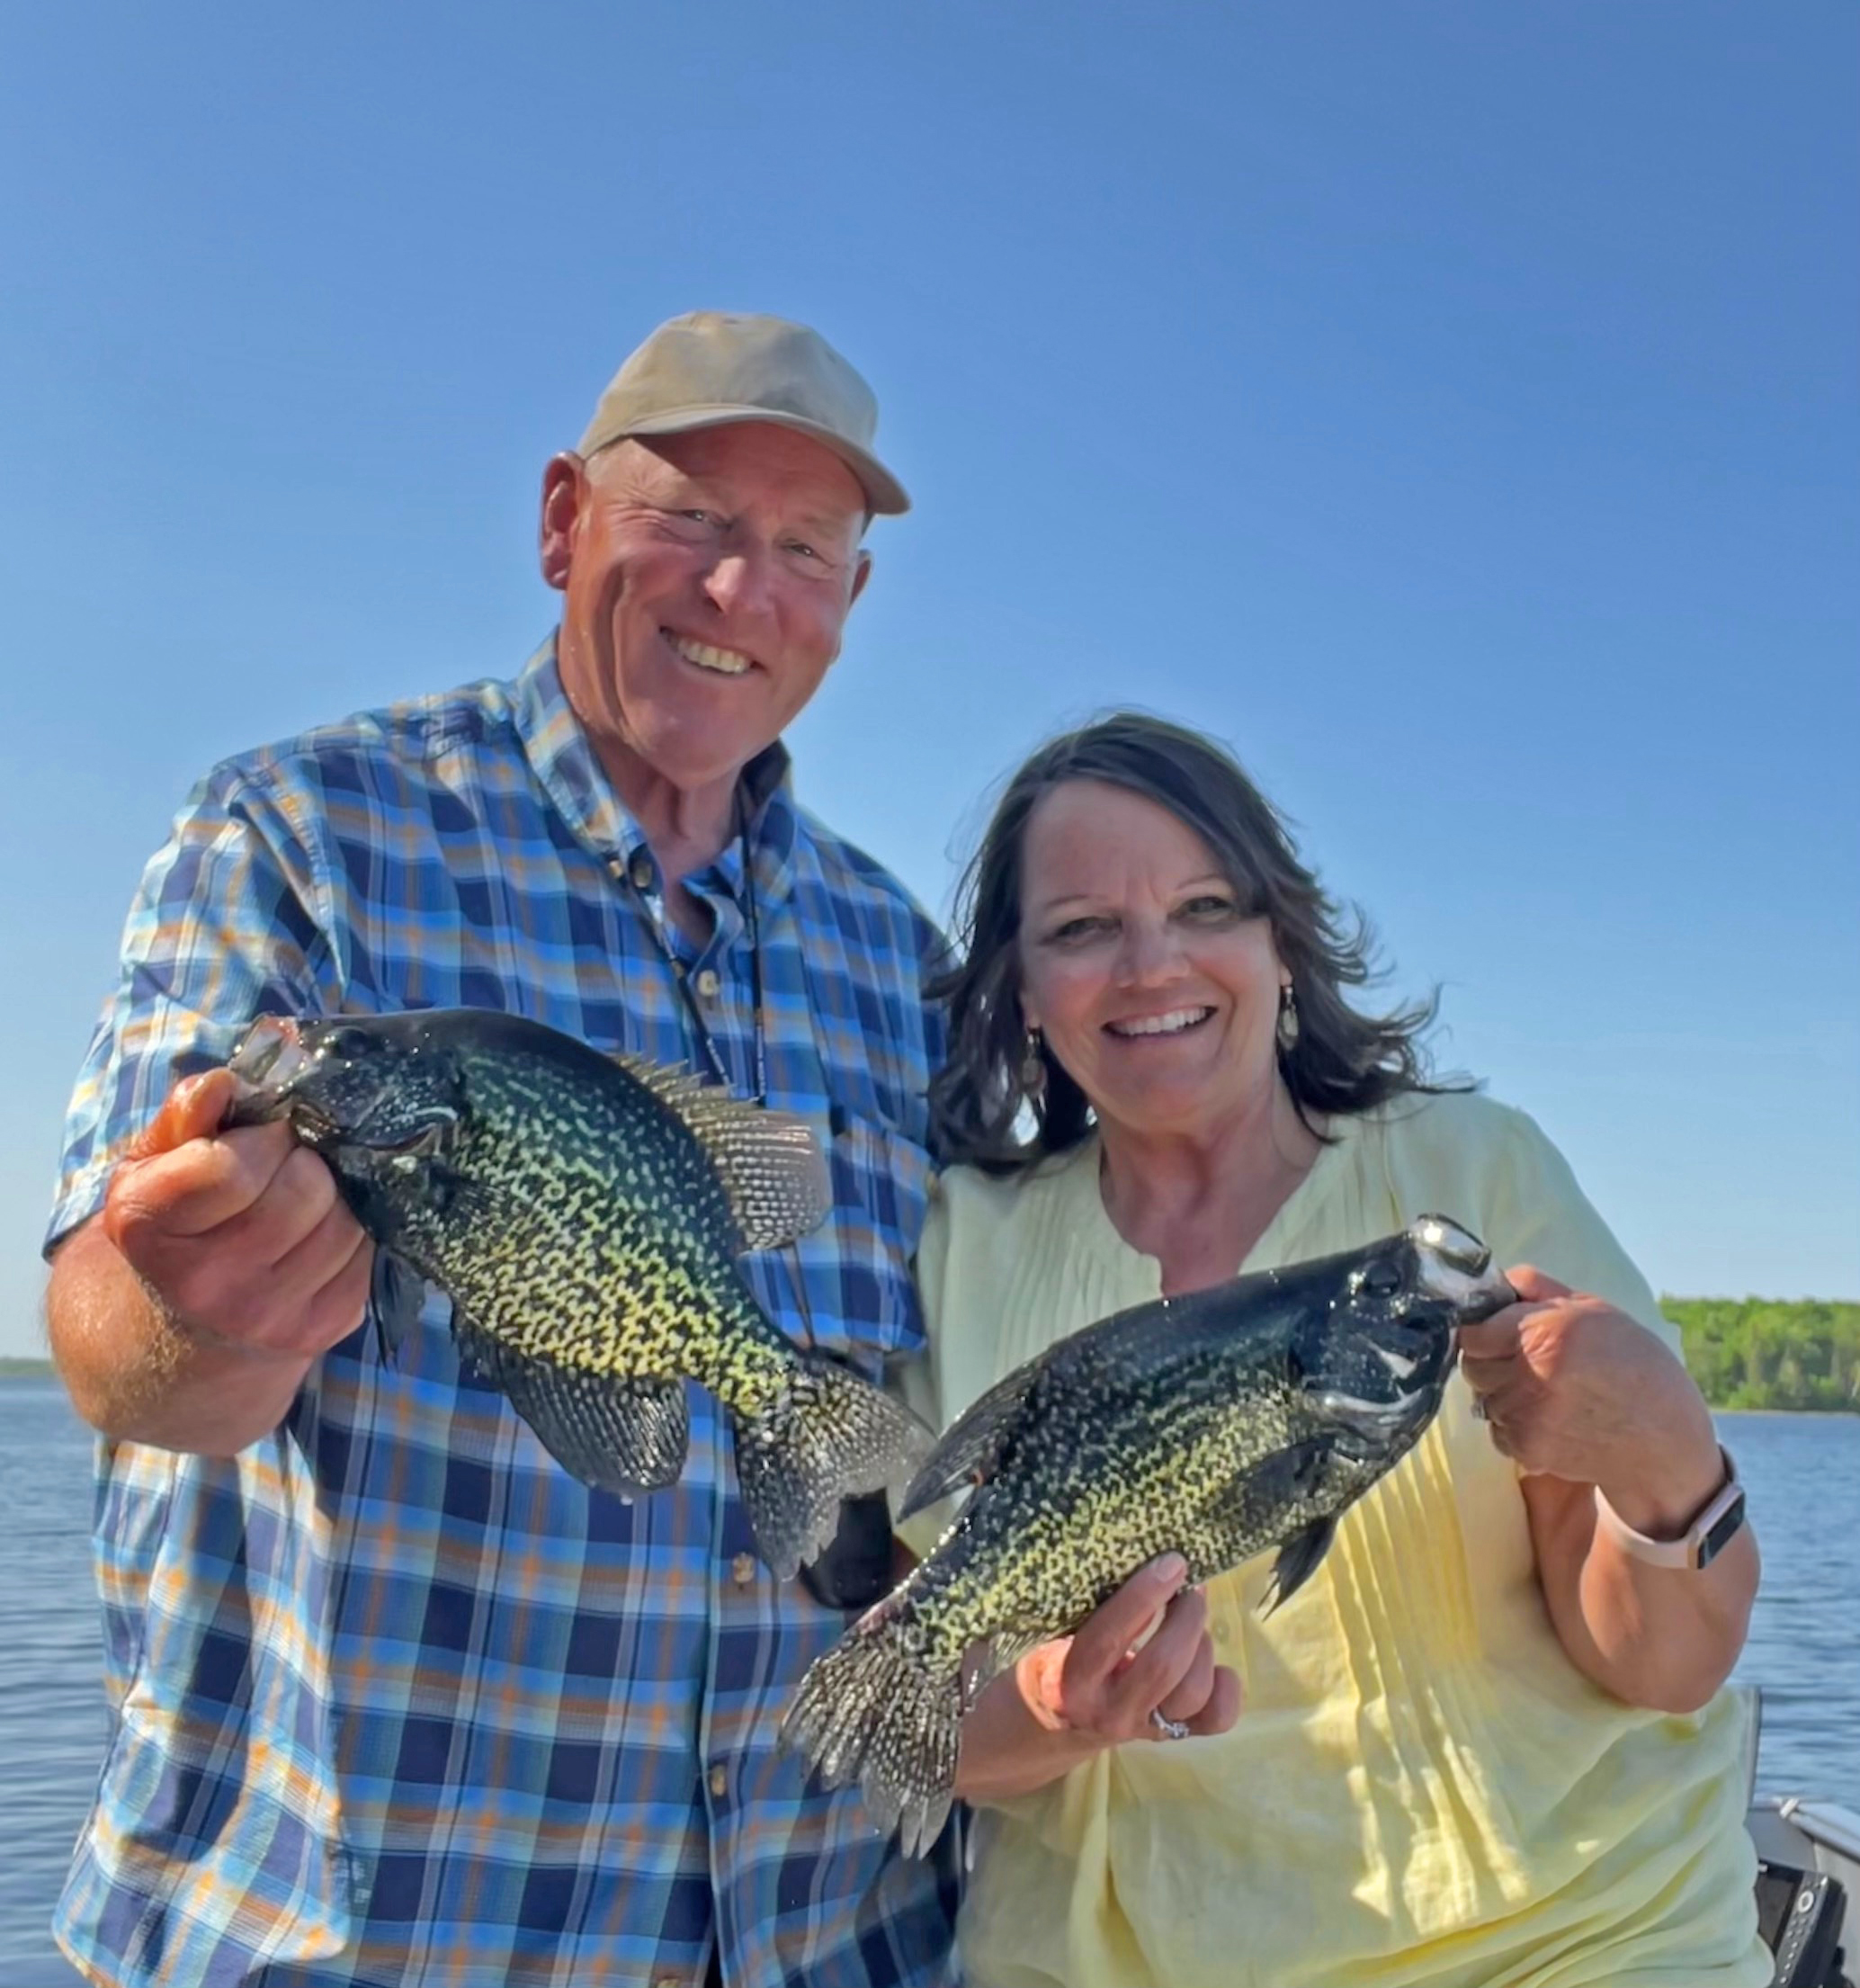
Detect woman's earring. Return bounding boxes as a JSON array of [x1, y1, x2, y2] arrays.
[[1275, 984, 1300, 1052], [1021, 1026, 1047, 1097]]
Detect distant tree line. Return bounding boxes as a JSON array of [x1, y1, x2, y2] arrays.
[[7, 1302, 1860, 1410], [1664, 1298, 1860, 1412]]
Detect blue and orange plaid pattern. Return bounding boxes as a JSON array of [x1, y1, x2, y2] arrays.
[[46, 644, 961, 1987]]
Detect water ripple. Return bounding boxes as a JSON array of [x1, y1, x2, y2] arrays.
[[0, 1384, 1853, 1982]]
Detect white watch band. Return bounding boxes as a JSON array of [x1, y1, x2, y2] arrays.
[[1593, 1447, 1746, 1571]]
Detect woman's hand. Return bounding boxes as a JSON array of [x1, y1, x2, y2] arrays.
[[953, 1555, 1241, 1805], [1456, 1266, 1723, 1528], [1016, 1554, 1242, 1745], [1457, 1266, 1757, 1714]]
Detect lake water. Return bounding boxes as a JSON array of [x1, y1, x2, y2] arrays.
[[2, 1381, 1855, 1984]]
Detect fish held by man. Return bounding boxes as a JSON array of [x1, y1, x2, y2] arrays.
[[224, 1007, 932, 1579], [780, 1217, 1516, 1853]]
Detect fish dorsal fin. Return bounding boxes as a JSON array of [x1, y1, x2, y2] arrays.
[[897, 1361, 1041, 1520], [614, 1052, 833, 1251]]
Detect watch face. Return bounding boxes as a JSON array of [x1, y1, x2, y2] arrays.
[[1695, 1490, 1748, 1571]]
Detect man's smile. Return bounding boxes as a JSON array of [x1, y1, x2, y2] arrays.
[[666, 629, 757, 676]]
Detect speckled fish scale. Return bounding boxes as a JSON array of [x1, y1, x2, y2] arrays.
[[227, 1008, 931, 1578], [781, 1219, 1516, 1853]]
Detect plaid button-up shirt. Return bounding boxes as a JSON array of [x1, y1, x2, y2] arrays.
[[45, 644, 960, 1988]]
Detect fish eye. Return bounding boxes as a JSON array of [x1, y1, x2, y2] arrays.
[[1355, 1261, 1403, 1298], [323, 1025, 376, 1061]]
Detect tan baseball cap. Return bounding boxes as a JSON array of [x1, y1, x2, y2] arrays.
[[577, 310, 909, 515]]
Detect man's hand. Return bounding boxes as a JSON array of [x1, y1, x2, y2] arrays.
[[103, 1069, 373, 1361], [1015, 1555, 1242, 1746], [49, 1068, 372, 1453], [1456, 1266, 1723, 1529]]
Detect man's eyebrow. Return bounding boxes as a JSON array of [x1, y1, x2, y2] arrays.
[[786, 508, 862, 540]]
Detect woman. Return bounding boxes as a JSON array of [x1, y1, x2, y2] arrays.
[[912, 713, 1766, 1987]]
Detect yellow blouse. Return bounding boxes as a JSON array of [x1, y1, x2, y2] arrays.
[[912, 1091, 1767, 1988]]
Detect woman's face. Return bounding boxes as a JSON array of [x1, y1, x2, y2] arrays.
[[1017, 779, 1289, 1144]]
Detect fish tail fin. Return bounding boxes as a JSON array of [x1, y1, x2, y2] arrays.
[[733, 1355, 933, 1581], [779, 1606, 960, 1858]]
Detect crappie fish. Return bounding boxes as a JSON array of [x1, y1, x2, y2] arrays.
[[781, 1216, 1514, 1851], [226, 1008, 931, 1578]]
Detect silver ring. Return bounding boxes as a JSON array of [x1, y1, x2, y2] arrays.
[[1149, 1709, 1192, 1742]]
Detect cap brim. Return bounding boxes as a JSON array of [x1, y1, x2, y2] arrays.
[[588, 403, 909, 515]]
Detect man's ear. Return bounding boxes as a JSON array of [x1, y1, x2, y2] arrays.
[[539, 453, 586, 592], [848, 548, 873, 607]]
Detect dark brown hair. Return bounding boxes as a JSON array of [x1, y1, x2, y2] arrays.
[[927, 711, 1461, 1170]]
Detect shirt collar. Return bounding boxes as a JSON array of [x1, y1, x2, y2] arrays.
[[513, 636, 800, 902]]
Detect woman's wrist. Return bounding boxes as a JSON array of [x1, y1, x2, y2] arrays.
[[1593, 1427, 1728, 1539]]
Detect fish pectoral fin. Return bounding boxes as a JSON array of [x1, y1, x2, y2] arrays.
[[369, 1248, 426, 1364], [613, 1052, 832, 1252], [1197, 1439, 1337, 1615], [1261, 1517, 1337, 1616], [896, 1364, 1039, 1521], [453, 1315, 690, 1498]]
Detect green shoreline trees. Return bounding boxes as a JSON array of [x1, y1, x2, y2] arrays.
[[1664, 1299, 1860, 1412], [5, 1301, 1860, 1409]]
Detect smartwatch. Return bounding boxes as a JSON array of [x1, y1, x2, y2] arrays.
[[1593, 1446, 1747, 1571]]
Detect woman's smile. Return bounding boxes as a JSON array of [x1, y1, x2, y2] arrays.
[[1102, 1005, 1216, 1040]]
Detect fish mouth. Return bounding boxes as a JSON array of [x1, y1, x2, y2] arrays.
[[228, 1015, 315, 1091], [1411, 1215, 1516, 1318], [1414, 1216, 1489, 1275]]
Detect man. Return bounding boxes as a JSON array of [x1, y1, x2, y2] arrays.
[[44, 312, 958, 1988]]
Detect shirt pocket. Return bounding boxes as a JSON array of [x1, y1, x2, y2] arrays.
[[820, 1113, 935, 1362]]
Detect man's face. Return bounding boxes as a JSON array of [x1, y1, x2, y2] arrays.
[[541, 423, 872, 795]]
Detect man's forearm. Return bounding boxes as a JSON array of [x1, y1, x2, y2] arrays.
[[48, 1220, 312, 1455]]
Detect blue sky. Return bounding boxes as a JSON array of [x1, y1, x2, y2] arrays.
[[1, 4, 1854, 1356]]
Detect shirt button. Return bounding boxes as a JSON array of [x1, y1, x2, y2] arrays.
[[693, 967, 721, 1000], [708, 1764, 729, 1799], [1212, 1618, 1231, 1644], [629, 852, 655, 890], [730, 1552, 756, 1588]]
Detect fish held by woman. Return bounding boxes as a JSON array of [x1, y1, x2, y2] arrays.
[[224, 1008, 932, 1579], [780, 1216, 1516, 1852]]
